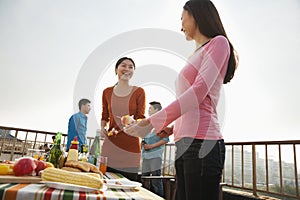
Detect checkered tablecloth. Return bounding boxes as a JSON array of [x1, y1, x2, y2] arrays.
[[0, 173, 163, 200]]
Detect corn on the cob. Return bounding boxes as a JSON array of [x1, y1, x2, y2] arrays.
[[42, 167, 103, 189], [72, 172, 101, 179]]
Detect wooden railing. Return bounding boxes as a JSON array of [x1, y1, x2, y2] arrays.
[[223, 140, 300, 199], [0, 126, 61, 160], [163, 141, 300, 199], [1, 126, 299, 199], [0, 126, 96, 161]]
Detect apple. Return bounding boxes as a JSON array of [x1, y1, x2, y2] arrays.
[[35, 160, 47, 176], [13, 157, 36, 176], [33, 159, 38, 166], [121, 115, 135, 126]]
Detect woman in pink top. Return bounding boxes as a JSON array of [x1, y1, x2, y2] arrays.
[[125, 0, 238, 199]]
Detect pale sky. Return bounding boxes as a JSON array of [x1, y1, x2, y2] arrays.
[[0, 0, 299, 142]]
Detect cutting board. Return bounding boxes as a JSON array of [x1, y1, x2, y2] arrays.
[[0, 175, 42, 183]]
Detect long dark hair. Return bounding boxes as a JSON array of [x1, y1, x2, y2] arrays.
[[115, 57, 136, 71], [114, 57, 136, 85], [184, 0, 238, 84]]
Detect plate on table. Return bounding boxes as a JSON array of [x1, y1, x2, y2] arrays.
[[41, 181, 107, 192], [105, 179, 142, 189], [0, 175, 42, 183]]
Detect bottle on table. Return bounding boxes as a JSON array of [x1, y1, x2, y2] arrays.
[[67, 136, 79, 161], [88, 130, 101, 167], [79, 144, 88, 162]]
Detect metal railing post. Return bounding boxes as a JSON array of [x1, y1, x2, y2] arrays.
[[293, 144, 299, 197], [265, 144, 269, 192], [278, 144, 283, 194], [241, 145, 244, 188], [22, 132, 29, 156], [10, 130, 18, 160], [232, 145, 234, 185], [252, 144, 257, 196]]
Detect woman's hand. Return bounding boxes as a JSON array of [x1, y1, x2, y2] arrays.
[[124, 118, 153, 138], [100, 128, 107, 139]]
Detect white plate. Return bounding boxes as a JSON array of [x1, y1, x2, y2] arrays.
[[105, 179, 142, 189], [41, 181, 107, 192]]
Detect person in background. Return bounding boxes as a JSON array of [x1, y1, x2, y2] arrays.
[[66, 98, 91, 151], [100, 57, 146, 181], [49, 135, 56, 149], [43, 144, 50, 152], [124, 0, 238, 199], [142, 101, 169, 197]]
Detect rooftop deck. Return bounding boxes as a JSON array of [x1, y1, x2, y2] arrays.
[[1, 125, 299, 200]]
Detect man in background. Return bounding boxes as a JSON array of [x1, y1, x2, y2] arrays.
[[142, 101, 169, 197], [66, 98, 91, 151]]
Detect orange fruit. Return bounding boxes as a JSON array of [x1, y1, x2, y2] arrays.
[[45, 162, 54, 168], [0, 164, 10, 175]]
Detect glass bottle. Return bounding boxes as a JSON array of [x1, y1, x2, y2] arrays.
[[88, 130, 101, 167], [79, 144, 88, 162]]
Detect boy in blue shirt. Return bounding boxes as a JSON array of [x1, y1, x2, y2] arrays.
[[66, 99, 91, 151], [142, 101, 169, 197]]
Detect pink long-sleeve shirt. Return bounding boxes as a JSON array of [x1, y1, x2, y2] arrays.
[[149, 35, 230, 142]]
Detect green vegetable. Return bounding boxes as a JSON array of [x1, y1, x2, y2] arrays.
[[49, 132, 63, 167]]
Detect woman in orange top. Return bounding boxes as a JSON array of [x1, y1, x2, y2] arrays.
[[100, 57, 146, 181]]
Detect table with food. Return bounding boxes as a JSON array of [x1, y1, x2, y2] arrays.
[[0, 125, 164, 200], [0, 158, 163, 200]]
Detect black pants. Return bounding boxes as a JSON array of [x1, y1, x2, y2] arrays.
[[175, 138, 225, 200], [142, 158, 164, 197]]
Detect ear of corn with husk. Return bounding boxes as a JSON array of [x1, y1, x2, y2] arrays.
[[42, 167, 103, 189]]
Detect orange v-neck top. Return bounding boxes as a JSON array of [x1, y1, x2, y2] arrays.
[[101, 86, 146, 168]]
